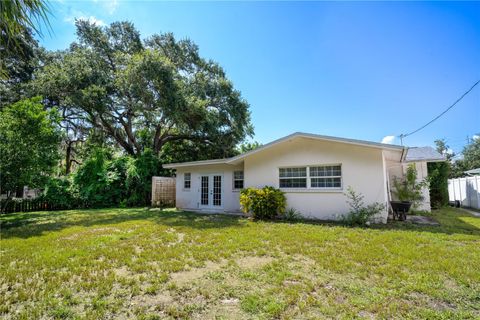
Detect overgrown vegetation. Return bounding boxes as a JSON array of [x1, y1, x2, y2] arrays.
[[428, 161, 449, 209], [40, 148, 161, 208], [392, 163, 428, 207], [342, 186, 384, 226], [1, 207, 479, 319], [240, 186, 286, 220], [1, 20, 254, 206], [41, 177, 78, 209], [0, 97, 61, 198]]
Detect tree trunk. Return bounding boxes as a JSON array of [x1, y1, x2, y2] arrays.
[[65, 141, 72, 174]]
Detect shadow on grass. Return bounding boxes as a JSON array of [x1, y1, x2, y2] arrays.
[[0, 208, 246, 239], [373, 208, 480, 236], [1, 207, 478, 240], [262, 207, 480, 237]]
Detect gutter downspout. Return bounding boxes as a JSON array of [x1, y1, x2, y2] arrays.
[[386, 147, 407, 219], [400, 146, 407, 163]]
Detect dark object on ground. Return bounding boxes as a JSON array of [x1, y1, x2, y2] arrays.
[[406, 215, 440, 226], [449, 200, 461, 208], [390, 201, 412, 221]]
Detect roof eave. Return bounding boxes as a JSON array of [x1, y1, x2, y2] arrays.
[[162, 159, 229, 169], [404, 158, 445, 163], [163, 132, 406, 168], [226, 132, 404, 164]]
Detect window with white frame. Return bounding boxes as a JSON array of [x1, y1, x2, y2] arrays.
[[279, 165, 342, 189], [184, 173, 191, 189], [310, 165, 342, 188], [279, 167, 307, 188], [233, 171, 244, 189]]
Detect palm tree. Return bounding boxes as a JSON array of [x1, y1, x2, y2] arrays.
[[0, 0, 51, 78]]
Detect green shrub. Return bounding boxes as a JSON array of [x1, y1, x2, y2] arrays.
[[71, 148, 127, 208], [392, 163, 428, 207], [427, 161, 449, 209], [240, 186, 286, 220], [41, 177, 78, 209], [125, 149, 160, 206], [282, 208, 302, 221], [342, 186, 384, 226], [38, 147, 162, 209]]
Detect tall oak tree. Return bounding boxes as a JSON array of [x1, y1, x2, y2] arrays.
[[35, 21, 253, 158]]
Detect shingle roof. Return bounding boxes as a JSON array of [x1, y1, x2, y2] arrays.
[[405, 146, 445, 162], [163, 132, 404, 168]]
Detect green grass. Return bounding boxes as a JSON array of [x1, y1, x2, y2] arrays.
[[1, 207, 479, 319]]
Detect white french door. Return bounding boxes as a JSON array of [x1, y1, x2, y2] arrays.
[[199, 174, 223, 209]]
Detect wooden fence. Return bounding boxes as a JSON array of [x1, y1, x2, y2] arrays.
[[0, 198, 68, 214], [448, 176, 480, 209], [151, 176, 176, 207]]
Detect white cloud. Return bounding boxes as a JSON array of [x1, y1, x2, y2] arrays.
[[473, 135, 479, 141], [381, 135, 396, 144], [446, 148, 454, 155], [64, 11, 105, 26], [92, 0, 119, 15]]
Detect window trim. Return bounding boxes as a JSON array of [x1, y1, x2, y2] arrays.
[[183, 172, 191, 190], [278, 164, 342, 190], [309, 164, 342, 189], [279, 166, 308, 189], [233, 170, 244, 190]]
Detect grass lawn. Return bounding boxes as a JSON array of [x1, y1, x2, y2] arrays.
[[1, 207, 479, 319]]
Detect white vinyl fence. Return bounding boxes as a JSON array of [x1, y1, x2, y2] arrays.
[[448, 176, 480, 209]]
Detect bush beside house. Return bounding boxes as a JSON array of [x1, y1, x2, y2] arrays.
[[427, 161, 449, 208], [40, 148, 161, 209], [240, 187, 286, 220], [342, 187, 384, 226]]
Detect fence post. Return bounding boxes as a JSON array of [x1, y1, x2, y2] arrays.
[[448, 176, 480, 210], [475, 176, 480, 209]]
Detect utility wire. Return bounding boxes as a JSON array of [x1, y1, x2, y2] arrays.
[[399, 79, 480, 141]]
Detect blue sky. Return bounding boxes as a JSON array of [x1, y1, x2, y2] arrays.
[[40, 1, 479, 152]]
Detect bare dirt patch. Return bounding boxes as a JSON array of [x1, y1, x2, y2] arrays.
[[236, 256, 273, 269], [170, 260, 227, 286], [194, 299, 247, 320], [130, 290, 173, 308], [60, 227, 121, 240], [165, 228, 185, 246], [408, 292, 457, 311], [113, 266, 132, 278]]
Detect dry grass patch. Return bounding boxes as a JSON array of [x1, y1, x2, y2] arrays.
[[1, 207, 479, 319]]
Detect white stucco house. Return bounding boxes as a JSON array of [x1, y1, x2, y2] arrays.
[[163, 132, 444, 223]]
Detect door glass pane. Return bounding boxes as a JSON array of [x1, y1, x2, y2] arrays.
[[213, 175, 222, 206], [201, 176, 209, 205]]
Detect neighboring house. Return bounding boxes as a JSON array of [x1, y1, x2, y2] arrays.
[[163, 132, 444, 223], [0, 186, 41, 200], [465, 168, 480, 176]]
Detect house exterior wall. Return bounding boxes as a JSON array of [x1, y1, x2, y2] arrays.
[[243, 137, 391, 222], [387, 161, 431, 212], [175, 164, 243, 213]]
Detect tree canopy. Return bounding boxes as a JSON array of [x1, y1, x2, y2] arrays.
[[34, 21, 253, 159], [0, 97, 61, 195], [0, 0, 50, 78], [451, 137, 480, 177], [1, 19, 253, 208], [432, 137, 480, 179]]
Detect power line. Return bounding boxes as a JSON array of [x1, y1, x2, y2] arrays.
[[399, 79, 480, 144]]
